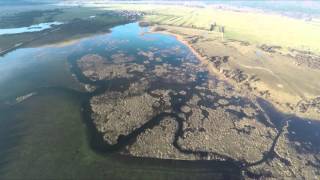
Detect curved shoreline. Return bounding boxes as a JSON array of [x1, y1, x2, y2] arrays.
[[149, 28, 227, 82]]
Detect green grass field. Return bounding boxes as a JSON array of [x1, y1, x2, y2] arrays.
[[102, 4, 320, 54]]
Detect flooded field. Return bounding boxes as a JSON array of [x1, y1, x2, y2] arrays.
[[0, 22, 319, 179]]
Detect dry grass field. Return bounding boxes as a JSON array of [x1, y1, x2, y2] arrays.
[[102, 4, 320, 54]]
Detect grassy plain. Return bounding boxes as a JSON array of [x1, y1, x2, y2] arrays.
[[103, 4, 320, 54]]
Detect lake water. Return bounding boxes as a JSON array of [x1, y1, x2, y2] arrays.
[[0, 22, 319, 179], [0, 22, 63, 35]]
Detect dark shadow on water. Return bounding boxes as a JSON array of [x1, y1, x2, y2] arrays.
[[257, 98, 320, 154]]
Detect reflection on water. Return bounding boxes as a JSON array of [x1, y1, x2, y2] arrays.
[[0, 22, 63, 35]]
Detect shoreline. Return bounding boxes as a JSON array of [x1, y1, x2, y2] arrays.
[[150, 28, 222, 78], [150, 25, 320, 122], [150, 27, 262, 103]]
